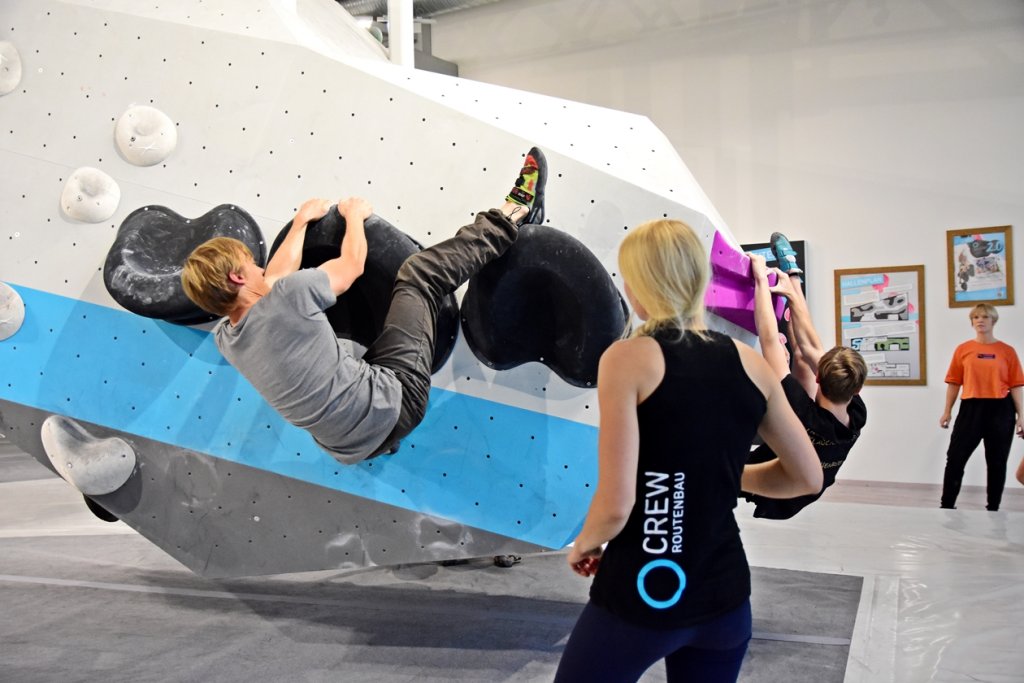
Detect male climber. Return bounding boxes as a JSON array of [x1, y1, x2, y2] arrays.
[[182, 147, 547, 464], [742, 234, 868, 518]]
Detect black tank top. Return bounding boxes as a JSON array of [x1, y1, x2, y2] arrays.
[[589, 329, 767, 629]]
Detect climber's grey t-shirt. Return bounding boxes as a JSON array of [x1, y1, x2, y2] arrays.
[[214, 268, 401, 463]]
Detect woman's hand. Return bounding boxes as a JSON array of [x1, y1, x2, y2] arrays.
[[567, 543, 603, 577]]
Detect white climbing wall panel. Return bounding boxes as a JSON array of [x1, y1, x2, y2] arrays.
[[0, 0, 745, 425]]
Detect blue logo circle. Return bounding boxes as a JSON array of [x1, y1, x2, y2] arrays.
[[636, 559, 687, 609]]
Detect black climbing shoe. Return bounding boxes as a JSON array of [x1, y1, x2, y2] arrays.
[[505, 147, 547, 226]]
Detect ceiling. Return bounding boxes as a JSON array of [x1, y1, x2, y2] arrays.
[[336, 0, 501, 20]]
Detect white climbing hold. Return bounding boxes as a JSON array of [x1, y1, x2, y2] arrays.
[[0, 42, 23, 96], [61, 167, 121, 223], [41, 415, 136, 496], [0, 281, 25, 341], [114, 105, 178, 166]]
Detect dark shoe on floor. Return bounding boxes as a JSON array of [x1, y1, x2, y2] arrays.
[[770, 231, 803, 275], [493, 554, 521, 568], [506, 147, 547, 225]]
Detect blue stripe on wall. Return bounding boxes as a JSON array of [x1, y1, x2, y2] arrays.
[[0, 285, 597, 549]]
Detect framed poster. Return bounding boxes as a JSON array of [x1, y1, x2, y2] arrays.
[[834, 265, 926, 386], [946, 225, 1014, 307]]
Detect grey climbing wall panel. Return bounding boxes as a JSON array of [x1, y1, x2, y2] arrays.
[[1, 399, 544, 578]]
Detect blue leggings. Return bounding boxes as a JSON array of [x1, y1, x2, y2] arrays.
[[554, 599, 751, 683]]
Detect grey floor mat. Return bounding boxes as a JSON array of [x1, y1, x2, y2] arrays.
[[0, 450, 860, 682]]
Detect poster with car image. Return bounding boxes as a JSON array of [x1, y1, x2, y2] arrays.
[[946, 225, 1014, 307], [834, 265, 926, 386]]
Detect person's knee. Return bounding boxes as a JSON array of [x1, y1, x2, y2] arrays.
[[396, 252, 424, 283], [397, 252, 439, 292]]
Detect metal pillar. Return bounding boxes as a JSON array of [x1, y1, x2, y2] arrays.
[[387, 0, 414, 67]]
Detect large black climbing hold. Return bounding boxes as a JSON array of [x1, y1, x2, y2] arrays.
[[461, 225, 628, 388], [268, 211, 459, 374], [103, 204, 267, 325]]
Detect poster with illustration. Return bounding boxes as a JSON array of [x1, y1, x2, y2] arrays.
[[946, 226, 1014, 307], [834, 265, 926, 386]]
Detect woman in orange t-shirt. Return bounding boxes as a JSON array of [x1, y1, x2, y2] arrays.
[[939, 304, 1024, 510]]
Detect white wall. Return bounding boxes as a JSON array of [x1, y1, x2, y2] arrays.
[[431, 0, 1024, 487]]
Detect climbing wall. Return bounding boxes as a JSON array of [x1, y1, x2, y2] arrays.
[[0, 0, 748, 576]]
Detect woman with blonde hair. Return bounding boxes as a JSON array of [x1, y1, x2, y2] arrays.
[[554, 219, 822, 682], [939, 303, 1024, 510]]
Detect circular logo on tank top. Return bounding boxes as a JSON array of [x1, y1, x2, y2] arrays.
[[636, 558, 687, 609]]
